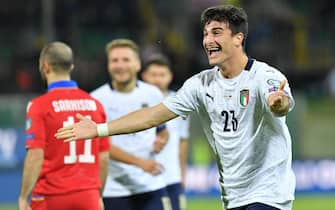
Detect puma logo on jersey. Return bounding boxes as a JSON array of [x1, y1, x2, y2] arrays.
[[206, 93, 214, 101]]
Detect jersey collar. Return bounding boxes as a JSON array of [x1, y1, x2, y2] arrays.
[[215, 58, 255, 72], [48, 80, 78, 92], [244, 58, 255, 71], [108, 80, 139, 90]]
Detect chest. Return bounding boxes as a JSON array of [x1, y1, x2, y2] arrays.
[[202, 80, 259, 123], [102, 91, 154, 119]]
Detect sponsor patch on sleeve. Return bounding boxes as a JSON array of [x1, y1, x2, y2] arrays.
[[25, 133, 35, 141], [267, 79, 281, 86], [268, 86, 289, 95]]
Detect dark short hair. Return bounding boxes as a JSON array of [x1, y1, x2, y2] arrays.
[[201, 5, 248, 46], [142, 55, 171, 72], [40, 42, 73, 72]]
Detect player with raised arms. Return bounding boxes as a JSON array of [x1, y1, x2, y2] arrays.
[[56, 5, 295, 210]]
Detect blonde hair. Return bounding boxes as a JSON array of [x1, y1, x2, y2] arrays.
[[105, 39, 139, 57]]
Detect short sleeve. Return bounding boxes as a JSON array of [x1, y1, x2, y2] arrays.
[[258, 67, 295, 112], [163, 76, 200, 117], [25, 100, 46, 149]]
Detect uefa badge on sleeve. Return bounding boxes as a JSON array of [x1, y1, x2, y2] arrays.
[[239, 89, 249, 107]]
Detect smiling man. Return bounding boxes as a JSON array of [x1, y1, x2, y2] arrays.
[[90, 39, 170, 210], [56, 5, 296, 210]]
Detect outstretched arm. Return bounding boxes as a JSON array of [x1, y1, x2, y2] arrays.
[[55, 103, 178, 141]]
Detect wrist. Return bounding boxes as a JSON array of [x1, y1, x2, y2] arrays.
[[96, 123, 109, 137]]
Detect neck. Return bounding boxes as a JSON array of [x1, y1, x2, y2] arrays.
[[112, 79, 137, 93], [218, 52, 248, 79], [161, 89, 169, 96], [47, 74, 71, 85]]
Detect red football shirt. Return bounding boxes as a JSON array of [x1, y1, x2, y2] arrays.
[[25, 80, 110, 195]]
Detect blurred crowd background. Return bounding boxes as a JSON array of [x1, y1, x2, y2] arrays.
[[0, 0, 335, 205], [0, 0, 335, 93]]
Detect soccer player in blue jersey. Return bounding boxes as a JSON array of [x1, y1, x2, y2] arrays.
[[57, 5, 295, 210]]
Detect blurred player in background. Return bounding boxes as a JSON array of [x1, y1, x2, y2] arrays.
[[90, 39, 171, 210], [18, 42, 110, 210], [56, 5, 296, 210], [142, 56, 189, 210]]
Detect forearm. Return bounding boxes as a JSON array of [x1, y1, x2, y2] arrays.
[[98, 151, 109, 195], [19, 149, 44, 199], [109, 145, 142, 167], [179, 139, 188, 186], [107, 104, 177, 136]]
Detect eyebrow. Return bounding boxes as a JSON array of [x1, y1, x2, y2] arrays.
[[204, 27, 224, 33]]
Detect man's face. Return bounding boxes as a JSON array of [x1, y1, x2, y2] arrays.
[[203, 21, 237, 66], [142, 64, 172, 92], [107, 47, 140, 85]]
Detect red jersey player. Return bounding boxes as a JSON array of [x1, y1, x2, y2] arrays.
[[18, 42, 110, 210]]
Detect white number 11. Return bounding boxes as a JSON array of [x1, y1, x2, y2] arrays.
[[63, 116, 95, 164]]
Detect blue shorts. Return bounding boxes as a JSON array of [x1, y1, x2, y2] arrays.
[[103, 188, 171, 210], [229, 202, 280, 210], [166, 183, 186, 210]]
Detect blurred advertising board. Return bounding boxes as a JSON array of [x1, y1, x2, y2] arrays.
[[185, 161, 335, 196]]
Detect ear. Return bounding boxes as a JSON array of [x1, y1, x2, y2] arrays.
[[167, 70, 173, 83], [69, 64, 75, 73], [141, 71, 147, 80], [234, 32, 244, 47], [42, 61, 51, 74], [135, 58, 141, 73]]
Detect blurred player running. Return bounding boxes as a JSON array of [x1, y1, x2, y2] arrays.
[[18, 42, 110, 210], [142, 56, 189, 210]]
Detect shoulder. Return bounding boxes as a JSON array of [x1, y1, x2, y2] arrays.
[[137, 80, 163, 97], [26, 93, 49, 113], [90, 83, 110, 99], [184, 66, 218, 88], [252, 60, 287, 81]]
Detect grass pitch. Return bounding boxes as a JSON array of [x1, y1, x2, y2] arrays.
[[2, 195, 334, 210]]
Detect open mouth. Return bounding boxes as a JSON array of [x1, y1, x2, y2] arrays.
[[206, 47, 221, 57]]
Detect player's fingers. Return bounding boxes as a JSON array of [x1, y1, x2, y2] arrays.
[[64, 137, 76, 142], [76, 113, 86, 121], [278, 80, 286, 91], [55, 129, 75, 139], [56, 125, 74, 133]]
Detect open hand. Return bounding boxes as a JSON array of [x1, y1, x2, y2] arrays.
[[55, 113, 98, 142]]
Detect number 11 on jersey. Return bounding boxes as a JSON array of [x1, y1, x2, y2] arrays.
[[63, 116, 95, 164]]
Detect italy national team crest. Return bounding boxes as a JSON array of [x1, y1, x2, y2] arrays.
[[240, 89, 249, 107]]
